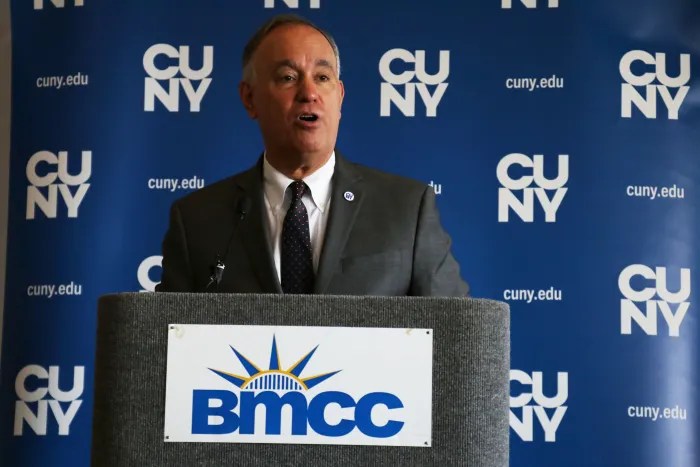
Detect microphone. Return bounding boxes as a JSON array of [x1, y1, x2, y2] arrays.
[[206, 195, 250, 291], [206, 256, 226, 290]]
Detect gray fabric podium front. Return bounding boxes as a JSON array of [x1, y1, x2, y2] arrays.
[[92, 293, 509, 467]]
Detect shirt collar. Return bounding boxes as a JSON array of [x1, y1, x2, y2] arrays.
[[263, 151, 335, 212]]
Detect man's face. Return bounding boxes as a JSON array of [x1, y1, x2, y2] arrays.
[[240, 24, 344, 168]]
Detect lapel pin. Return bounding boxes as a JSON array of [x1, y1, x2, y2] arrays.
[[344, 191, 355, 201]]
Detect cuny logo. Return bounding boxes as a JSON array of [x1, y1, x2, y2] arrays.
[[264, 0, 320, 7], [379, 49, 450, 117], [620, 51, 690, 120], [497, 153, 568, 222], [619, 265, 690, 337], [193, 336, 404, 438], [14, 365, 84, 436], [34, 0, 84, 9], [143, 44, 213, 112], [510, 370, 568, 442], [502, 0, 559, 8], [138, 255, 162, 292], [26, 150, 91, 219]]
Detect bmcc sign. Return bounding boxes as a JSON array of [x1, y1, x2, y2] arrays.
[[164, 325, 433, 446]]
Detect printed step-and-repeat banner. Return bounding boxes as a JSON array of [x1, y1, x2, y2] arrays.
[[1, 1, 697, 466], [0, 0, 9, 366]]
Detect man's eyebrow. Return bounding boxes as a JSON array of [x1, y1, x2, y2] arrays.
[[272, 59, 335, 71], [315, 59, 334, 70]]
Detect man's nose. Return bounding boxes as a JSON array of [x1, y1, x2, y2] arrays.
[[296, 76, 319, 102]]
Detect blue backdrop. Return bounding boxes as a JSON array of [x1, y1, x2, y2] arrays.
[[1, 0, 698, 465]]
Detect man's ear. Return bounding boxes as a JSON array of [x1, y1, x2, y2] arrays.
[[239, 81, 257, 119]]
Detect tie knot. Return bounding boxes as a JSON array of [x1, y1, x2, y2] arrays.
[[288, 180, 307, 202]]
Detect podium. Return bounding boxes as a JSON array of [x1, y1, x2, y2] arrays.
[[92, 293, 509, 466]]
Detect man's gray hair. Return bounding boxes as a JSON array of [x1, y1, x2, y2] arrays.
[[241, 14, 341, 83]]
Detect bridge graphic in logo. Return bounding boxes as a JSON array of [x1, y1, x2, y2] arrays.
[[209, 336, 341, 391]]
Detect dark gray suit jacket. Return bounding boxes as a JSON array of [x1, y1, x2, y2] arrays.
[[156, 153, 468, 296]]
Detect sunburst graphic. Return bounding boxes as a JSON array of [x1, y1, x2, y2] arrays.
[[209, 336, 341, 391]]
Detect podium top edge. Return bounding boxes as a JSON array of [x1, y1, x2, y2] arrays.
[[98, 292, 508, 310]]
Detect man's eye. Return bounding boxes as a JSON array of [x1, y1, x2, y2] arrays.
[[279, 74, 295, 82], [318, 75, 330, 82]]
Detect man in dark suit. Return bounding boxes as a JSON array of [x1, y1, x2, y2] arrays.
[[156, 14, 468, 296]]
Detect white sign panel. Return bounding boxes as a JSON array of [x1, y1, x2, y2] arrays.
[[164, 325, 433, 446]]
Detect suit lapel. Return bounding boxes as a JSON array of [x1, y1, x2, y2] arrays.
[[315, 153, 363, 293], [232, 160, 282, 293]]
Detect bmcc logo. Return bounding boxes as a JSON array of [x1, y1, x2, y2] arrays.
[[143, 44, 213, 112], [510, 370, 568, 442], [619, 265, 690, 337], [620, 50, 691, 120], [497, 153, 568, 223], [379, 49, 450, 117], [14, 365, 84, 436], [192, 336, 405, 438], [26, 150, 91, 219]]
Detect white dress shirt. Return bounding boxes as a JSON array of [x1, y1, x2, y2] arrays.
[[262, 152, 335, 282]]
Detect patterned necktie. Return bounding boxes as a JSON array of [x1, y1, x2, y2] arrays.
[[281, 180, 314, 294]]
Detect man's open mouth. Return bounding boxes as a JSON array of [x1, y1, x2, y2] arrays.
[[298, 113, 319, 122]]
